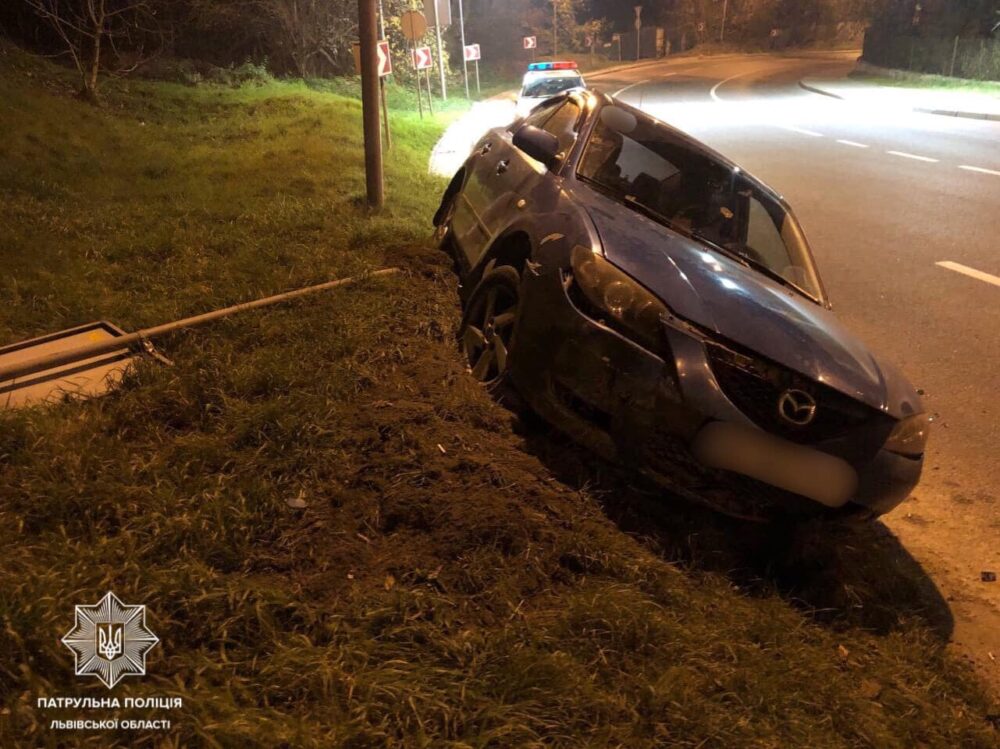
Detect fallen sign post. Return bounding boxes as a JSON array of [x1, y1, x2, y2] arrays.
[[464, 44, 481, 96], [0, 269, 402, 409]]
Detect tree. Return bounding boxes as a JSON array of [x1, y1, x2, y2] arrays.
[[23, 0, 161, 102], [252, 0, 356, 77]]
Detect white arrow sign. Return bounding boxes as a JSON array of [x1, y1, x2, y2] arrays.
[[412, 46, 433, 70], [464, 44, 481, 62], [377, 40, 392, 77], [352, 40, 393, 77], [523, 36, 537, 50]]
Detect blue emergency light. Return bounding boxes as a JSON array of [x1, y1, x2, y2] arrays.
[[527, 61, 578, 72]]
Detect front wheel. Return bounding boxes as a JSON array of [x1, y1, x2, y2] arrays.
[[458, 265, 521, 388]]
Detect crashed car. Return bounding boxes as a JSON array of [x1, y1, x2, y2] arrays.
[[433, 90, 929, 521]]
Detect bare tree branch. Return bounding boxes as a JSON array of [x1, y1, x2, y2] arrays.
[[22, 0, 163, 102]]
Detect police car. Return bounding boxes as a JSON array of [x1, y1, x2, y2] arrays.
[[515, 61, 586, 118]]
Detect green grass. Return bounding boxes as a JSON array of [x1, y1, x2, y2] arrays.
[[850, 71, 1000, 96], [0, 39, 998, 748]]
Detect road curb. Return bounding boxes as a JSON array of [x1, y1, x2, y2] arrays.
[[586, 57, 670, 79], [798, 79, 1000, 122], [797, 80, 843, 100], [913, 107, 1000, 122]]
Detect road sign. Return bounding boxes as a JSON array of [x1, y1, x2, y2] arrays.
[[412, 46, 433, 70], [401, 10, 427, 42], [352, 40, 392, 77], [377, 40, 391, 77], [523, 36, 537, 50], [429, 0, 452, 28], [0, 321, 142, 409], [463, 44, 481, 62]]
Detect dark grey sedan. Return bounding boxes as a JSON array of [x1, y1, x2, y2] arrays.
[[433, 90, 929, 521]]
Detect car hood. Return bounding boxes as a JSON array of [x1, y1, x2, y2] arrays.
[[576, 189, 922, 418]]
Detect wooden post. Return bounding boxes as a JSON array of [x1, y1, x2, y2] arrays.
[[358, 0, 383, 208]]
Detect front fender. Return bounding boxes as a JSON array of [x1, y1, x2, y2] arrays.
[[433, 167, 470, 227]]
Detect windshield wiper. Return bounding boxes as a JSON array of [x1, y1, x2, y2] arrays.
[[696, 236, 816, 300]]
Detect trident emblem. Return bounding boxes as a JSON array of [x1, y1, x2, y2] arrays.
[[97, 623, 123, 660], [63, 592, 159, 688]]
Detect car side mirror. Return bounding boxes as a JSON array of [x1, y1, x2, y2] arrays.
[[513, 125, 560, 169]]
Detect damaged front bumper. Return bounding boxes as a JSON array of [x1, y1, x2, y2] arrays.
[[509, 262, 922, 521]]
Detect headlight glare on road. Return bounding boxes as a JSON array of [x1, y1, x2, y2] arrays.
[[570, 245, 669, 356], [884, 413, 931, 457]]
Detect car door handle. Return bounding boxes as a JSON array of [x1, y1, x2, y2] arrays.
[[480, 141, 493, 155], [496, 160, 510, 175]]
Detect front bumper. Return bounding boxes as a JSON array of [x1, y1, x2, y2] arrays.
[[510, 265, 922, 520]]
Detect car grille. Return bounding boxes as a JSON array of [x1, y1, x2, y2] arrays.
[[706, 342, 889, 444]]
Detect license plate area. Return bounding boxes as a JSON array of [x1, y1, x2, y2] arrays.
[[692, 421, 858, 508]]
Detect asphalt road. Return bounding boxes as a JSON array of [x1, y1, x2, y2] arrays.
[[586, 51, 1000, 681]]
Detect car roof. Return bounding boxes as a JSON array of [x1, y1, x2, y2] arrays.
[[522, 69, 584, 85]]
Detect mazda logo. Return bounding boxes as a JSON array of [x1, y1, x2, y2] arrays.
[[777, 389, 817, 427]]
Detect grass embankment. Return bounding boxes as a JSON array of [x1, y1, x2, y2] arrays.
[[851, 69, 1000, 96], [0, 41, 998, 747]]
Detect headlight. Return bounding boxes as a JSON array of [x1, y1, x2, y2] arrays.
[[569, 245, 669, 356], [884, 413, 931, 457]]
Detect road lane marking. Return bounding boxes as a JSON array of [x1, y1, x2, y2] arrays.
[[837, 139, 869, 148], [710, 72, 751, 102], [612, 78, 655, 97], [781, 125, 823, 137], [937, 261, 1000, 288], [887, 150, 939, 163], [959, 165, 1000, 177]]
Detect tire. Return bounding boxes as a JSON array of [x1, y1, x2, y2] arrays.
[[458, 265, 522, 388]]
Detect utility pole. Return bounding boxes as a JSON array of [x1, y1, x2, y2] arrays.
[[358, 0, 383, 208], [431, 0, 447, 101], [553, 0, 558, 57], [720, 0, 729, 43], [458, 0, 470, 98], [634, 5, 642, 61]]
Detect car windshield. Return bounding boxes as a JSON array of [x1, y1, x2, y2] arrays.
[[522, 76, 584, 99], [577, 105, 823, 302]]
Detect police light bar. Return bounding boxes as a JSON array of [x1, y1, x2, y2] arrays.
[[527, 61, 578, 72]]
